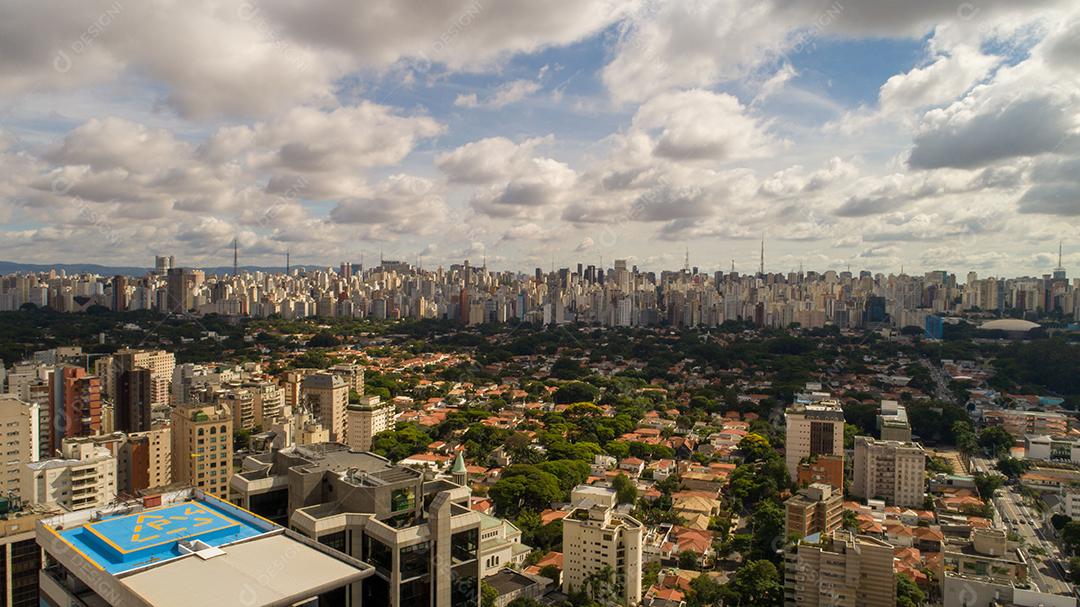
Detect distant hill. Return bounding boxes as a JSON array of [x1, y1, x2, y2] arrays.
[[0, 260, 319, 276]]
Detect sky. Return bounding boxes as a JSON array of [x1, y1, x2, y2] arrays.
[[0, 0, 1078, 276]]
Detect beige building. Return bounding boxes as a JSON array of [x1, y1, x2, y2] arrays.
[[784, 530, 895, 607], [982, 409, 1068, 439], [110, 349, 176, 408], [220, 386, 256, 431], [562, 503, 643, 606], [329, 363, 365, 394], [170, 402, 233, 498], [22, 438, 117, 511], [0, 396, 38, 497], [118, 427, 171, 494], [346, 395, 393, 452], [301, 373, 348, 442], [785, 483, 843, 539], [785, 400, 846, 480], [852, 436, 926, 508]]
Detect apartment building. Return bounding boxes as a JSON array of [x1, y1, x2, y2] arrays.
[[110, 348, 175, 408], [877, 400, 912, 442], [301, 373, 348, 442], [795, 454, 844, 491], [118, 427, 172, 494], [784, 530, 896, 607], [785, 483, 843, 539], [0, 396, 38, 497], [982, 409, 1068, 439], [785, 399, 846, 480], [562, 503, 644, 606], [170, 402, 233, 498], [346, 395, 394, 452], [22, 438, 117, 511], [852, 436, 927, 508]]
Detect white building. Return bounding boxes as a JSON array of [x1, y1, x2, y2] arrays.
[[22, 438, 116, 511], [345, 395, 393, 452], [562, 503, 643, 605], [852, 436, 926, 508]]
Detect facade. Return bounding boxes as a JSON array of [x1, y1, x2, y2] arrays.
[[118, 427, 172, 494], [48, 366, 102, 451], [35, 488, 373, 607], [0, 508, 51, 607], [562, 503, 644, 606], [942, 528, 1033, 607], [112, 348, 175, 409], [785, 483, 843, 539], [478, 512, 531, 577], [877, 400, 912, 442], [346, 395, 394, 452], [983, 409, 1068, 439], [230, 442, 484, 607], [852, 436, 927, 508], [795, 454, 844, 491], [22, 438, 117, 511], [170, 402, 233, 498], [115, 366, 152, 433], [784, 530, 896, 607], [301, 373, 348, 442], [0, 396, 38, 497], [785, 400, 846, 481]]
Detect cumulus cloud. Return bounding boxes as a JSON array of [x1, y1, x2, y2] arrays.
[[454, 79, 541, 109], [631, 90, 778, 162]]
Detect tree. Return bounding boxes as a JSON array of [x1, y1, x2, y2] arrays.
[[716, 560, 783, 606], [750, 500, 786, 561], [553, 381, 599, 404], [978, 426, 1015, 457], [688, 572, 724, 607], [738, 433, 773, 463], [678, 550, 700, 570], [490, 465, 563, 517], [995, 457, 1030, 479], [539, 564, 561, 583], [1062, 521, 1080, 555], [973, 472, 1004, 499], [1052, 514, 1072, 531], [481, 580, 498, 607], [612, 473, 637, 505], [371, 424, 431, 461], [1069, 556, 1080, 585], [896, 573, 926, 607]]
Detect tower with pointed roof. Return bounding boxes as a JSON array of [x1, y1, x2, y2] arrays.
[[452, 451, 468, 487]]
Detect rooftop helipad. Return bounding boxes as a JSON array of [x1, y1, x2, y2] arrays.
[[52, 498, 268, 575]]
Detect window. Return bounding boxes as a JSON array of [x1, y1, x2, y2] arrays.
[[399, 542, 430, 579], [363, 534, 393, 574]]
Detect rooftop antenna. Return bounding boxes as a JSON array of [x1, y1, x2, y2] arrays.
[[759, 233, 765, 276], [684, 247, 690, 273], [285, 250, 290, 275], [731, 259, 735, 272], [233, 237, 238, 277], [1058, 240, 1064, 269]]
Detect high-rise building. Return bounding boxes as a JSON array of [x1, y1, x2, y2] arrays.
[[784, 400, 846, 481], [229, 443, 482, 606], [0, 396, 38, 497], [165, 267, 203, 313], [111, 275, 128, 311], [852, 436, 926, 508], [785, 483, 843, 539], [301, 373, 348, 442], [346, 395, 393, 452], [36, 488, 373, 607], [112, 348, 175, 409], [561, 503, 643, 606], [170, 402, 233, 498], [0, 506, 53, 607], [22, 438, 117, 511], [117, 427, 171, 494], [115, 366, 152, 433], [784, 530, 895, 607], [48, 366, 102, 451]]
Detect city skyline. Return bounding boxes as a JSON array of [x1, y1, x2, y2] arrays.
[[1, 2, 1079, 276]]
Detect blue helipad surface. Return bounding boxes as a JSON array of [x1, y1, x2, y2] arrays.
[[56, 499, 267, 575]]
